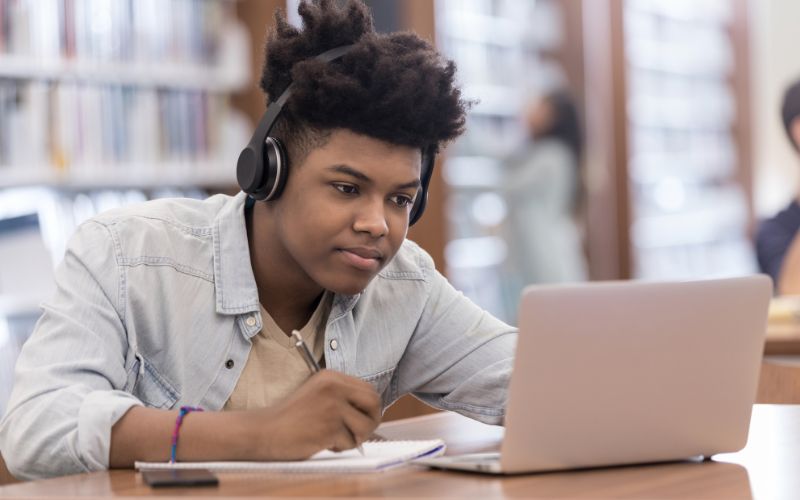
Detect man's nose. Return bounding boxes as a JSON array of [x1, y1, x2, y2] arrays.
[[353, 198, 388, 238]]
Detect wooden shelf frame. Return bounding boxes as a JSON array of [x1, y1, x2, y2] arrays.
[[0, 56, 249, 92], [0, 164, 236, 190]]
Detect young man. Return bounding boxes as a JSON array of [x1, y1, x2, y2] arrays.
[[0, 0, 516, 480], [756, 78, 800, 293]]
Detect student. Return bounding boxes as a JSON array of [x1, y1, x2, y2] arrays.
[[756, 78, 800, 293], [0, 0, 516, 480], [503, 90, 587, 288]]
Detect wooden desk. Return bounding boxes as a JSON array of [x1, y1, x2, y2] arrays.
[[765, 323, 800, 355], [757, 323, 800, 403], [2, 405, 799, 498]]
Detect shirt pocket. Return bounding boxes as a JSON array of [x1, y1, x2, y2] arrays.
[[127, 355, 180, 409], [360, 367, 396, 409]]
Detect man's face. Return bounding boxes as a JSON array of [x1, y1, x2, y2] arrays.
[[270, 129, 422, 295]]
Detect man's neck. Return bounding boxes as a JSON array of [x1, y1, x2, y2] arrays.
[[245, 203, 324, 334], [262, 290, 324, 336]]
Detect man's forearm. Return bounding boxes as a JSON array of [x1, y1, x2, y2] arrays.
[[109, 406, 256, 467]]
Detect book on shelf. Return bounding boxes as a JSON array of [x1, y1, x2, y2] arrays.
[[1, 0, 227, 67], [0, 0, 251, 187], [0, 79, 242, 178]]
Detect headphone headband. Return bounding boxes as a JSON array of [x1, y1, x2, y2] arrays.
[[243, 45, 356, 165]]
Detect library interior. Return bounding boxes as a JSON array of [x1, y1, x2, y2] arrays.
[[2, 0, 800, 498]]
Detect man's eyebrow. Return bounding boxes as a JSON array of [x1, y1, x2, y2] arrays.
[[327, 165, 372, 183], [327, 164, 421, 190], [397, 179, 422, 190]]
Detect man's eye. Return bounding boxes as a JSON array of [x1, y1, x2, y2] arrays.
[[391, 195, 414, 208], [334, 184, 358, 195]]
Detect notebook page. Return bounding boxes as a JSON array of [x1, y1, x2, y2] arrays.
[[135, 439, 446, 473]]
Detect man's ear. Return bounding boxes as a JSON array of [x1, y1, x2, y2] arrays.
[[792, 117, 800, 152]]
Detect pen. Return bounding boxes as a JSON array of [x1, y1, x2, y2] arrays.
[[292, 329, 321, 373], [292, 329, 365, 456]]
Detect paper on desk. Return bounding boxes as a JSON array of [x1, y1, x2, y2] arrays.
[[135, 439, 446, 473]]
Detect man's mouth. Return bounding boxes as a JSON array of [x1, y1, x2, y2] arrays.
[[338, 247, 383, 271]]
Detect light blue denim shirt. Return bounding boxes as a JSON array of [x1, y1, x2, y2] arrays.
[[0, 192, 516, 480]]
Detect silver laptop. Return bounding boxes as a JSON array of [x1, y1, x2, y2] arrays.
[[421, 276, 771, 474]]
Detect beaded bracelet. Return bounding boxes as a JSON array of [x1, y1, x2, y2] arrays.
[[170, 406, 204, 463]]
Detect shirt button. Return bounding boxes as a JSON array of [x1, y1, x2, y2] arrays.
[[245, 315, 256, 327], [329, 339, 338, 351], [225, 359, 235, 369]]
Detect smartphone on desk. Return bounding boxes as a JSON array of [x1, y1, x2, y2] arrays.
[[141, 468, 219, 488]]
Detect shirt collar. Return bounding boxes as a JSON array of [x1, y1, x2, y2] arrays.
[[213, 192, 260, 315], [330, 293, 361, 322]]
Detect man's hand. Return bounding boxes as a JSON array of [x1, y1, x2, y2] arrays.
[[251, 370, 382, 460], [111, 370, 381, 466]]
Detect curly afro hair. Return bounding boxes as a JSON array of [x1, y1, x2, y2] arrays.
[[259, 0, 469, 164]]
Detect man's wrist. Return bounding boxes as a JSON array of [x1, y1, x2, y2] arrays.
[[227, 410, 269, 460]]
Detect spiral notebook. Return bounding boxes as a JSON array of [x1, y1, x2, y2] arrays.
[[135, 439, 446, 474]]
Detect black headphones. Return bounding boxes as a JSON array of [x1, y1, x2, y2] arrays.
[[236, 45, 434, 226]]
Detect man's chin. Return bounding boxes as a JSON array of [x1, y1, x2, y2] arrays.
[[323, 275, 375, 296]]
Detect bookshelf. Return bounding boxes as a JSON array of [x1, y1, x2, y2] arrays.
[[622, 0, 752, 279], [0, 0, 252, 413], [0, 55, 247, 91], [0, 0, 252, 258], [434, 0, 580, 321], [0, 0, 250, 190], [0, 162, 236, 189], [0, 0, 255, 272], [561, 0, 756, 281], [618, 0, 754, 279]]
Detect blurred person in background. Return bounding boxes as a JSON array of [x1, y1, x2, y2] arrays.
[[502, 90, 588, 290], [756, 78, 800, 294]]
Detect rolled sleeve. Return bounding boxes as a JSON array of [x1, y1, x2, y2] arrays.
[[0, 221, 139, 479], [78, 391, 143, 471]]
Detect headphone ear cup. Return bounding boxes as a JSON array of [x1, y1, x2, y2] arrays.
[[409, 149, 435, 226], [409, 190, 427, 226], [253, 137, 289, 201], [236, 145, 263, 195]]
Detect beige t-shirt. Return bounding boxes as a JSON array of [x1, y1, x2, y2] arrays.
[[224, 292, 332, 411]]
